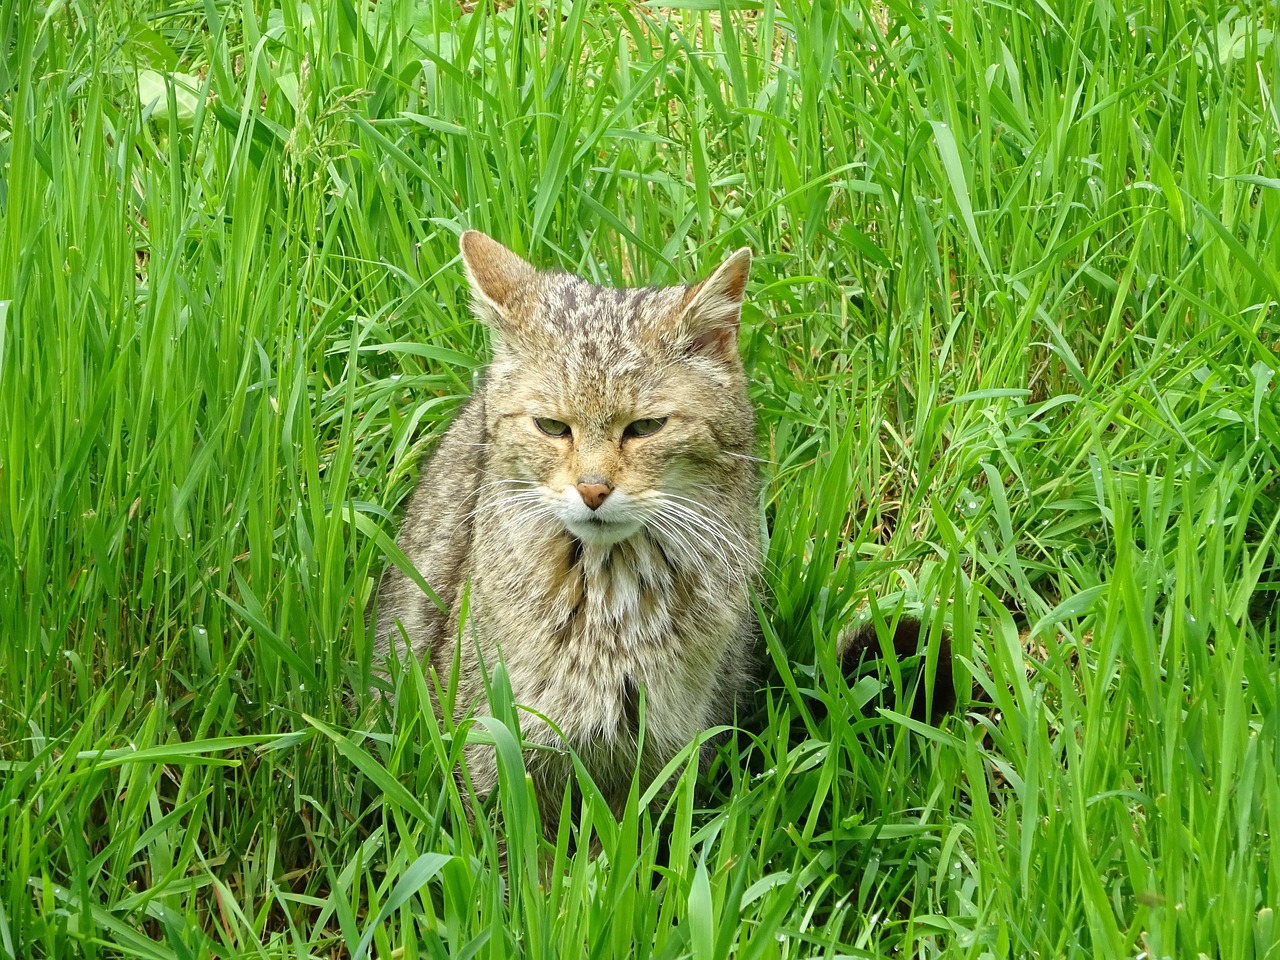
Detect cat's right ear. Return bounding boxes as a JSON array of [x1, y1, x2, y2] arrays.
[[459, 231, 536, 328], [675, 247, 752, 362]]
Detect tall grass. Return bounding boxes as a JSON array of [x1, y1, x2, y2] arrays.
[[1, 0, 1278, 956]]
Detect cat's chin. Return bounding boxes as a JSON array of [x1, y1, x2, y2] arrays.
[[562, 517, 644, 548]]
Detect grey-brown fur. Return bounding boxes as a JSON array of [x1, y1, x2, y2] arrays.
[[372, 232, 760, 826]]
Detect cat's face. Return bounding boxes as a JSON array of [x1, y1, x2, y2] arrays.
[[460, 232, 754, 549]]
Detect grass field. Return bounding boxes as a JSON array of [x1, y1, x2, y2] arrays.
[[3, 0, 1280, 956]]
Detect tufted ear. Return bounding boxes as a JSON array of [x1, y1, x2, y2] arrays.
[[459, 230, 537, 327], [675, 247, 752, 361]]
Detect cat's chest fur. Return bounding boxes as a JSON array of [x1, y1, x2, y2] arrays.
[[468, 521, 736, 756]]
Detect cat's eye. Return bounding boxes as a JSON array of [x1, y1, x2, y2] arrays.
[[534, 417, 571, 438], [624, 417, 667, 439]]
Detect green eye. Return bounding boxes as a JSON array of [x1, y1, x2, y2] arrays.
[[624, 417, 667, 439], [534, 417, 571, 438]]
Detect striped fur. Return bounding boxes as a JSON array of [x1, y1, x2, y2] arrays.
[[373, 232, 760, 827]]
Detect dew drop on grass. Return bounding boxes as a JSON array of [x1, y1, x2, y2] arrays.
[[193, 624, 208, 643]]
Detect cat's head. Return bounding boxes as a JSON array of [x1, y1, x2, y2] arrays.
[[459, 230, 756, 550]]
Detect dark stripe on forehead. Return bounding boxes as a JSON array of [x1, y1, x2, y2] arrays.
[[536, 277, 683, 335], [592, 285, 620, 311], [560, 281, 579, 314]]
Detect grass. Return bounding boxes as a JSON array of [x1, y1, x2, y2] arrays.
[[2, 0, 1279, 956]]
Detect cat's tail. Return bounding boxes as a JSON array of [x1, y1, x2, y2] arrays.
[[836, 617, 956, 722]]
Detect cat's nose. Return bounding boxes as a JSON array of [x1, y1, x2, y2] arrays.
[[575, 480, 612, 510]]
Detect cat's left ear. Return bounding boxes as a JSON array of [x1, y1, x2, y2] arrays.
[[459, 230, 537, 329], [676, 247, 752, 361]]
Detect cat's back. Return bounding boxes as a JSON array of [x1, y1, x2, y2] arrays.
[[372, 395, 486, 662]]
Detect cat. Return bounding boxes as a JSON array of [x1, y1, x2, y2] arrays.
[[371, 231, 762, 830]]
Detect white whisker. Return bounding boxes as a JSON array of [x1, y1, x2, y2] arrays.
[[658, 492, 774, 575], [461, 491, 556, 527], [644, 514, 703, 571], [472, 477, 539, 495], [648, 505, 747, 586], [652, 496, 761, 582]]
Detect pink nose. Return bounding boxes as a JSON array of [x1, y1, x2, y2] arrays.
[[576, 482, 611, 510]]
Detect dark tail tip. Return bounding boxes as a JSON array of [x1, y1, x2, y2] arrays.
[[837, 618, 956, 722]]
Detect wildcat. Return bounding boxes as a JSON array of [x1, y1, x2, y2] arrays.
[[371, 231, 761, 828]]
